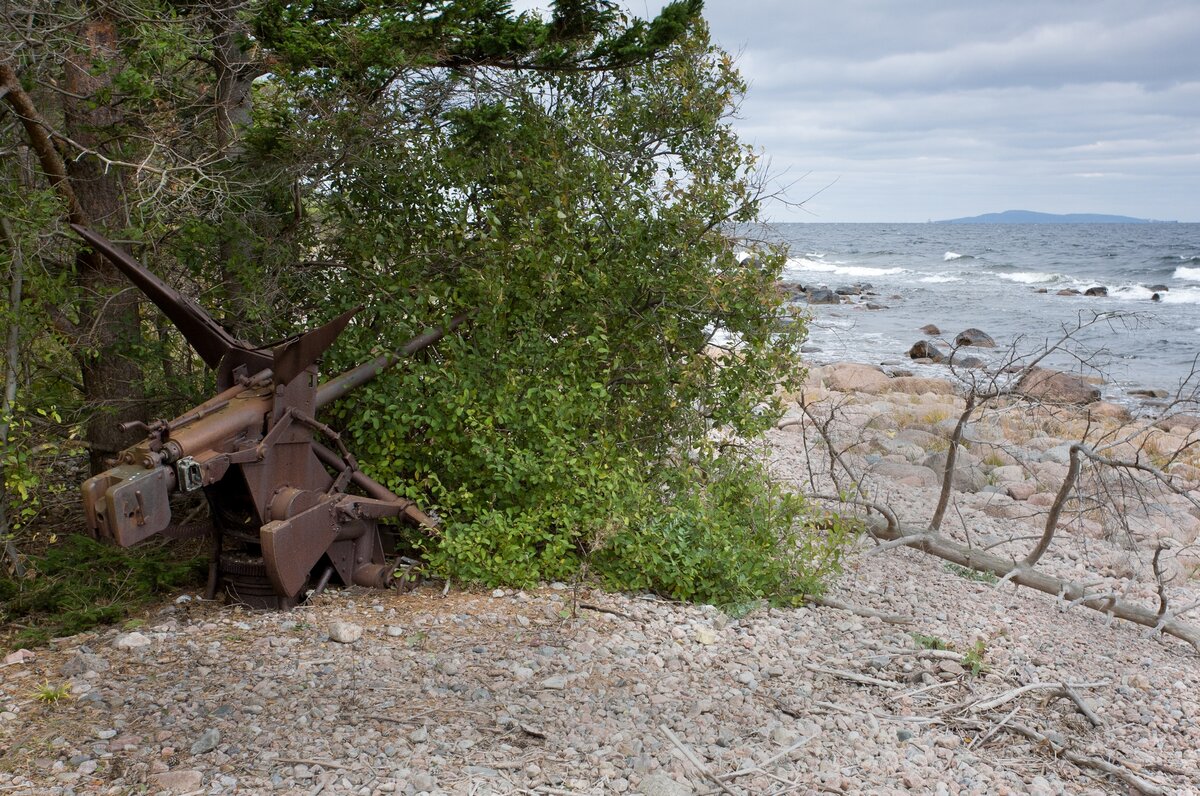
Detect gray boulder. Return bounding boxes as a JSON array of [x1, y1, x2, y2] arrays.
[[907, 340, 945, 362], [1084, 286, 1108, 297], [778, 281, 806, 299], [954, 328, 995, 348], [870, 461, 940, 488], [807, 288, 839, 304], [948, 352, 984, 369], [923, 450, 988, 493]]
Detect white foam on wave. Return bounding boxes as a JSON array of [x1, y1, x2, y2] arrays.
[[995, 271, 1062, 285], [919, 274, 961, 283], [784, 257, 905, 278], [1176, 266, 1200, 282], [944, 251, 966, 261], [1110, 285, 1200, 305]]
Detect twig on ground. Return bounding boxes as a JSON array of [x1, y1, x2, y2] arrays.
[[1062, 684, 1104, 727], [718, 735, 814, 781], [974, 719, 1169, 795], [803, 662, 899, 690], [811, 700, 943, 725], [806, 595, 912, 624], [660, 724, 739, 796], [578, 602, 634, 621], [272, 757, 348, 770], [968, 681, 1107, 714], [966, 703, 1021, 750]]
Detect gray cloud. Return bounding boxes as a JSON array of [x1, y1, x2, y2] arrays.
[[518, 1, 1200, 221]]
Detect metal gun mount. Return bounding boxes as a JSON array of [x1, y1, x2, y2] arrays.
[[73, 225, 465, 608]]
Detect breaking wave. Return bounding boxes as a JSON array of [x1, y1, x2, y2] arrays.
[[1176, 266, 1200, 281], [784, 257, 906, 278], [995, 271, 1063, 285], [1109, 285, 1200, 305]]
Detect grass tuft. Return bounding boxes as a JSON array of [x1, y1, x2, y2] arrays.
[[30, 681, 71, 704], [1, 534, 205, 650]]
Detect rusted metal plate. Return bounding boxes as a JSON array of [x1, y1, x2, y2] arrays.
[[261, 499, 339, 600]]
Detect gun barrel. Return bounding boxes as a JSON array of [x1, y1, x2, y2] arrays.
[[315, 313, 468, 409]]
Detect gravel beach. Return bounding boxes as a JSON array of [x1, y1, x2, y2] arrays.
[[2, 362, 1199, 796]]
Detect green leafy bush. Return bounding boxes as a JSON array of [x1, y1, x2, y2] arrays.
[[307, 21, 831, 598], [593, 455, 856, 608]]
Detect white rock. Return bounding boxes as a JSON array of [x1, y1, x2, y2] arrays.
[[150, 770, 203, 793], [329, 621, 363, 644], [114, 632, 151, 650], [639, 773, 693, 796]]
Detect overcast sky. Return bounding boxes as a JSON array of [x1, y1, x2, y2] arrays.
[[519, 1, 1200, 223]]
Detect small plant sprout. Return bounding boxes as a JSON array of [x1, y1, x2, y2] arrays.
[[964, 639, 989, 676], [31, 681, 71, 704], [911, 632, 952, 651], [944, 563, 999, 584]]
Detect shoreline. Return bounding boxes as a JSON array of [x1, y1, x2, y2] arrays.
[[787, 288, 1198, 412]]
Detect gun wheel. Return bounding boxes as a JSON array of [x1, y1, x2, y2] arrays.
[[219, 553, 301, 609]]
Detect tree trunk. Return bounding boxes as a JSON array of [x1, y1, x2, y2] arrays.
[[211, 0, 258, 337], [0, 216, 23, 557], [62, 15, 147, 473]]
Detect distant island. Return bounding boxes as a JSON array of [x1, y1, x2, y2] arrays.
[[938, 210, 1171, 224]]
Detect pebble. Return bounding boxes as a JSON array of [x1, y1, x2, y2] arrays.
[[189, 728, 219, 755], [2, 649, 34, 665]]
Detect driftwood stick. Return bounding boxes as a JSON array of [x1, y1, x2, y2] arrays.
[[967, 703, 1021, 750], [578, 602, 634, 621], [719, 736, 814, 781], [1000, 721, 1168, 796], [864, 517, 1200, 654], [272, 757, 348, 770], [660, 724, 739, 796], [1062, 684, 1105, 727], [969, 681, 1107, 714], [803, 663, 899, 690], [812, 700, 943, 725], [807, 595, 912, 625]]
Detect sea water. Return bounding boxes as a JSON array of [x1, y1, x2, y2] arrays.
[[757, 223, 1200, 399]]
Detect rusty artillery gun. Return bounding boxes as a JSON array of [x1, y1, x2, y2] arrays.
[[73, 225, 464, 608]]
